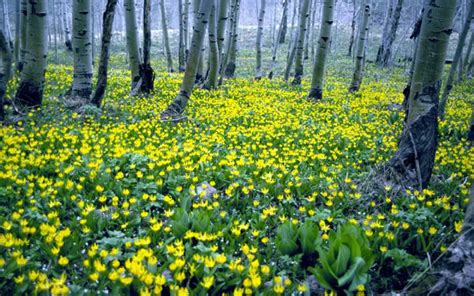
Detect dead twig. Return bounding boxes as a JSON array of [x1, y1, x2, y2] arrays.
[[408, 130, 423, 192]]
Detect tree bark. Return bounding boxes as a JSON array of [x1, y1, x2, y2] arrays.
[[72, 0, 93, 100], [279, 0, 288, 44], [57, 0, 64, 43], [377, 0, 394, 60], [309, 0, 317, 61], [14, 0, 48, 110], [402, 7, 424, 106], [18, 0, 27, 71], [179, 0, 186, 72], [184, 0, 190, 60], [220, 0, 236, 81], [124, 0, 142, 90], [216, 0, 229, 69], [161, 0, 213, 118], [62, 0, 72, 51], [292, 0, 310, 85], [439, 1, 473, 119], [14, 0, 21, 66], [91, 0, 118, 107], [193, 0, 204, 82], [348, 0, 370, 93], [462, 29, 474, 78], [0, 30, 12, 121], [140, 0, 154, 93], [303, 0, 313, 60], [255, 0, 266, 80], [91, 0, 95, 63], [224, 0, 240, 78], [376, 0, 404, 67], [308, 0, 334, 100], [1, 0, 13, 49], [204, 2, 219, 89], [160, 0, 174, 73], [347, 0, 357, 57], [53, 0, 58, 63], [388, 0, 456, 190], [269, 0, 289, 79]]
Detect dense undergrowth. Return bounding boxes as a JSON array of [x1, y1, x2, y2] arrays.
[[0, 62, 472, 295]]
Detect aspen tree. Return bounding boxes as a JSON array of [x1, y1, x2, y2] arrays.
[[124, 0, 142, 89], [255, 0, 266, 80], [92, 0, 119, 107], [160, 0, 174, 73], [439, 0, 473, 119], [161, 0, 213, 118], [72, 0, 93, 99], [308, 0, 334, 100], [376, 0, 404, 67], [348, 0, 370, 93], [388, 0, 456, 189], [292, 0, 310, 85], [14, 0, 48, 109], [205, 2, 219, 89]]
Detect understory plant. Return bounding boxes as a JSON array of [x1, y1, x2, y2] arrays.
[[310, 224, 375, 294]]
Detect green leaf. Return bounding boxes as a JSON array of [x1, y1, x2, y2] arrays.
[[347, 274, 368, 292], [309, 266, 333, 291], [332, 244, 350, 276], [192, 211, 211, 232], [275, 221, 299, 255], [298, 220, 320, 255], [337, 256, 366, 287], [172, 208, 190, 238]]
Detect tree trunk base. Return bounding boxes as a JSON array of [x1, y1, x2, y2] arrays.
[[65, 40, 73, 51], [308, 87, 323, 100], [140, 63, 155, 94], [14, 81, 43, 111], [195, 73, 205, 85], [292, 75, 302, 86], [348, 85, 359, 93], [224, 62, 236, 78], [160, 92, 189, 122], [388, 105, 438, 189], [16, 62, 24, 72], [0, 81, 5, 122], [468, 120, 474, 142], [358, 106, 438, 199]]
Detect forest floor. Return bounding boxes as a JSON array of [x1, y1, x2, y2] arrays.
[[0, 53, 473, 294]]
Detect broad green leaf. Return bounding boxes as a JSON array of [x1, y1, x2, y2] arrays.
[[332, 244, 350, 276], [337, 256, 366, 287]]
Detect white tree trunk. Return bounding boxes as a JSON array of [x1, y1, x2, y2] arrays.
[[255, 0, 266, 79], [308, 0, 335, 100], [162, 0, 213, 118], [124, 0, 142, 89], [15, 0, 48, 109], [72, 0, 93, 99], [160, 0, 174, 73], [348, 0, 370, 93]]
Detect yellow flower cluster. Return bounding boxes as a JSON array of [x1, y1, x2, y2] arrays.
[[0, 65, 472, 294]]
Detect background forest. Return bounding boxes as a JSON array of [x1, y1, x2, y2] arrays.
[[0, 0, 473, 295]]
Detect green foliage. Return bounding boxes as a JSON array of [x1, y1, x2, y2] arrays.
[[310, 224, 375, 294], [191, 210, 212, 233], [171, 208, 190, 238], [298, 220, 321, 255], [276, 220, 321, 258], [275, 221, 299, 256], [385, 248, 425, 271]]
